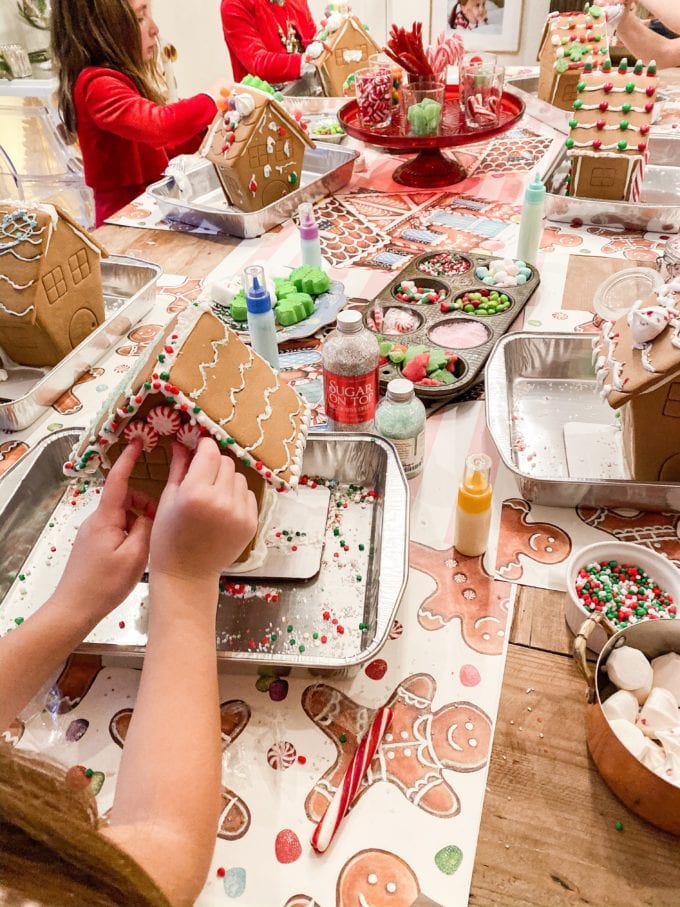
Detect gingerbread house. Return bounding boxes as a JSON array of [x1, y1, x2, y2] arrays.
[[201, 83, 314, 213], [594, 281, 680, 482], [537, 6, 609, 110], [314, 9, 381, 98], [64, 304, 310, 561], [566, 58, 657, 202], [0, 201, 107, 368]]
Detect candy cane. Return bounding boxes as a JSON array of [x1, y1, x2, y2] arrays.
[[466, 92, 499, 125], [310, 706, 393, 854]]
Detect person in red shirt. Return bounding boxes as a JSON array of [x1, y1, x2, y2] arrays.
[[52, 0, 220, 226], [221, 0, 318, 84]]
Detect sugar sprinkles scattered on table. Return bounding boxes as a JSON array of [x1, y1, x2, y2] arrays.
[[575, 560, 676, 629]]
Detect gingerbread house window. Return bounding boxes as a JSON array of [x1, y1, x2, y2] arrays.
[[42, 266, 67, 305], [663, 381, 680, 419], [589, 167, 618, 190], [68, 248, 91, 285]]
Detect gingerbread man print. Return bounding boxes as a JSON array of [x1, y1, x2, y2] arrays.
[[496, 498, 572, 581], [409, 541, 511, 654], [115, 324, 162, 357], [0, 440, 29, 478], [110, 698, 252, 840], [304, 673, 491, 822], [52, 368, 105, 416], [577, 506, 680, 566]]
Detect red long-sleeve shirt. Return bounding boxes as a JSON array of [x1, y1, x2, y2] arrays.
[[221, 0, 316, 84], [74, 67, 216, 226]]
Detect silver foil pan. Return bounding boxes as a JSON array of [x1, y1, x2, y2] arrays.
[[147, 144, 359, 239], [485, 332, 680, 511], [0, 430, 409, 675], [0, 256, 160, 432], [544, 147, 680, 234]]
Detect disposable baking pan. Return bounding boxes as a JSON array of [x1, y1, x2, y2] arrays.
[[0, 429, 408, 675], [544, 146, 680, 234], [364, 251, 541, 401], [0, 256, 161, 432], [147, 144, 359, 239], [485, 332, 680, 510]]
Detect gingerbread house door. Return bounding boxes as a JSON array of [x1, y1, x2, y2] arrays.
[[262, 180, 289, 206], [69, 308, 101, 349]]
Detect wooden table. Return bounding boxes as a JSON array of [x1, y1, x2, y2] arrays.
[[96, 224, 680, 907]]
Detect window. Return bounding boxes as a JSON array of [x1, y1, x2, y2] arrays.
[[42, 265, 67, 304], [69, 248, 91, 285], [663, 381, 680, 419]]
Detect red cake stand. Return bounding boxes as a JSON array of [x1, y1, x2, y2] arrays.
[[338, 85, 525, 188]]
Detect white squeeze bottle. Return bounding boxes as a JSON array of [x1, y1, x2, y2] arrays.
[[516, 173, 545, 266], [298, 202, 323, 268], [454, 453, 493, 557], [244, 264, 280, 371]]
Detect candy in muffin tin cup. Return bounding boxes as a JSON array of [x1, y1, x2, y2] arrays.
[[401, 81, 445, 137], [354, 66, 393, 129]]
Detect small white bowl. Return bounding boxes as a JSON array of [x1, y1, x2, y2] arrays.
[[565, 541, 680, 653]]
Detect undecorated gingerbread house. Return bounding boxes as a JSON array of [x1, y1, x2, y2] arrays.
[[0, 201, 106, 367], [65, 304, 311, 561], [594, 282, 680, 482], [537, 5, 609, 110], [566, 58, 657, 202], [201, 83, 314, 213], [314, 7, 381, 97]]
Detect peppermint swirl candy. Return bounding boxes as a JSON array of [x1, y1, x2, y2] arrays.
[[267, 740, 297, 770], [176, 423, 202, 450], [147, 405, 182, 436], [123, 420, 159, 452]]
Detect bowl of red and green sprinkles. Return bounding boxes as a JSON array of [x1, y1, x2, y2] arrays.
[[565, 542, 680, 653]]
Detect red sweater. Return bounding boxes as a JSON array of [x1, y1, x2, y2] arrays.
[[221, 0, 316, 84], [74, 67, 216, 226]]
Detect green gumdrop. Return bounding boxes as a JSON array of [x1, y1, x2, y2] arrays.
[[255, 675, 273, 692], [274, 279, 297, 299], [275, 292, 314, 326], [403, 344, 429, 363], [435, 844, 463, 875], [289, 265, 330, 295], [554, 58, 569, 74], [427, 349, 449, 373], [589, 3, 602, 18], [388, 349, 407, 364], [421, 97, 439, 108], [379, 340, 393, 357], [230, 292, 248, 322], [428, 368, 456, 385]]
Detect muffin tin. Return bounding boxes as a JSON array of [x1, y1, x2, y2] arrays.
[[365, 251, 541, 400]]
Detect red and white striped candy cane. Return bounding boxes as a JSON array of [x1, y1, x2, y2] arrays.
[[310, 706, 393, 854]]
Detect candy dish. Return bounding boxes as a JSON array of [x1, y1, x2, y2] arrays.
[[592, 267, 664, 322], [306, 114, 346, 144], [574, 612, 680, 833], [364, 250, 540, 401], [565, 541, 680, 654]]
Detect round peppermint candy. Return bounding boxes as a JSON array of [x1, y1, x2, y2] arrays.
[[123, 420, 158, 452], [267, 740, 297, 771], [146, 405, 181, 436], [176, 423, 202, 450]]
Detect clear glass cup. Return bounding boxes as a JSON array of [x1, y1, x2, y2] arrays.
[[401, 81, 445, 137], [368, 52, 403, 106], [354, 66, 393, 129], [459, 52, 505, 129]]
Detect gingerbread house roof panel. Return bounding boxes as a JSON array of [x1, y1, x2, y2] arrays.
[[542, 9, 609, 70]]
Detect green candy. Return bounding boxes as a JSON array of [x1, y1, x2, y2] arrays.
[[379, 340, 393, 357], [435, 844, 463, 875], [403, 344, 429, 363], [289, 265, 330, 295], [275, 292, 314, 326], [407, 98, 442, 137], [427, 349, 450, 373], [428, 368, 456, 385], [230, 291, 248, 322], [554, 58, 569, 74], [388, 349, 407, 364]]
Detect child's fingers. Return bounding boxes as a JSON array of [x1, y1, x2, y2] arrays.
[[165, 441, 192, 489], [186, 437, 221, 485], [125, 508, 153, 559], [99, 441, 142, 516]]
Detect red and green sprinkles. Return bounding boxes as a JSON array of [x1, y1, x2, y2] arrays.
[[575, 560, 676, 628]]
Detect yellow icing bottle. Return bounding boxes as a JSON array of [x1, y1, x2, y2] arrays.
[[455, 453, 492, 557]]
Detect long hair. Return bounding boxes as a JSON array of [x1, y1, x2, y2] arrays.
[[51, 0, 165, 136], [0, 742, 171, 906]]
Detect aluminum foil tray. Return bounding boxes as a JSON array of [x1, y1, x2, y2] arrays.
[[364, 251, 540, 401], [0, 430, 409, 675], [0, 256, 160, 432], [485, 332, 680, 510], [544, 146, 680, 234], [147, 144, 359, 239]]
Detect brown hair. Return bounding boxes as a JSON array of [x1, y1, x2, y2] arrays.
[[0, 742, 171, 906], [51, 0, 165, 136]]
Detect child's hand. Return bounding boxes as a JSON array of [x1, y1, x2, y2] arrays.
[[150, 439, 258, 583], [55, 441, 154, 622]]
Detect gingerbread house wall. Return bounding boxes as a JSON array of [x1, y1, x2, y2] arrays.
[[0, 220, 104, 368], [318, 19, 380, 97], [622, 381, 680, 482], [569, 153, 641, 201]]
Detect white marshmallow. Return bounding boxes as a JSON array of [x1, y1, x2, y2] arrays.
[[606, 646, 653, 704], [651, 652, 680, 703], [609, 719, 649, 760], [602, 689, 639, 725], [657, 726, 680, 758], [637, 687, 680, 739], [639, 739, 666, 773]]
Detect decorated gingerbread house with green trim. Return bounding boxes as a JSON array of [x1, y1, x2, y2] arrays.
[[314, 8, 380, 97], [202, 82, 314, 213], [594, 281, 680, 482], [65, 304, 310, 561], [565, 58, 657, 202], [537, 5, 609, 110], [0, 201, 107, 368]]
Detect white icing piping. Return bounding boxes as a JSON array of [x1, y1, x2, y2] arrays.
[[190, 329, 232, 400], [218, 345, 255, 427], [0, 297, 35, 315]]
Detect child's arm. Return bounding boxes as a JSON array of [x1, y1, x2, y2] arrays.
[[616, 5, 680, 66], [630, 1, 680, 33], [0, 442, 152, 732], [102, 440, 257, 907], [222, 1, 306, 83], [80, 70, 217, 150]]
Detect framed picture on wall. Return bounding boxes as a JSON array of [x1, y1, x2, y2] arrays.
[[431, 0, 524, 52]]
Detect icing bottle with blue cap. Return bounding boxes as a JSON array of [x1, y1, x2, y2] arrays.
[[244, 264, 279, 371], [516, 172, 545, 266]]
